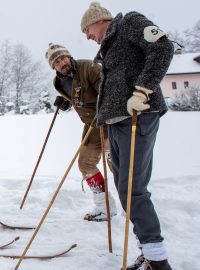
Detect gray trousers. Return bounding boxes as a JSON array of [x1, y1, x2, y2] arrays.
[[108, 113, 163, 244]]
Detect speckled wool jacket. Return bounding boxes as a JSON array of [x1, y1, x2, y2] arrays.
[[94, 12, 174, 125], [54, 59, 101, 125]]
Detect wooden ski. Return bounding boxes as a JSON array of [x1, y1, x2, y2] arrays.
[[0, 221, 35, 230], [0, 243, 77, 259], [0, 237, 20, 249]]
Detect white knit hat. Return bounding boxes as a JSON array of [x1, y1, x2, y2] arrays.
[[81, 2, 113, 32], [45, 43, 71, 69]]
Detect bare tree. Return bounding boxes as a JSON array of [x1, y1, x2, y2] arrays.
[[10, 44, 49, 114], [167, 31, 187, 52], [0, 41, 12, 114], [167, 20, 200, 53], [184, 20, 200, 52]]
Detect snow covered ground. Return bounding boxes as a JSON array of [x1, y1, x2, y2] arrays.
[[0, 111, 199, 270]]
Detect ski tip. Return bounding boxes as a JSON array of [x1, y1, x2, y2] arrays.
[[71, 244, 77, 249], [15, 237, 20, 241]]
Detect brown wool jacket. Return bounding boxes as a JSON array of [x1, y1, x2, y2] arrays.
[[53, 59, 107, 144], [54, 59, 101, 125]]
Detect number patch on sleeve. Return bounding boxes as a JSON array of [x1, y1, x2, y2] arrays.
[[144, 26, 166, 42]]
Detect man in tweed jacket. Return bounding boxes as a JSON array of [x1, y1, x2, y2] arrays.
[[81, 2, 174, 270], [45, 43, 117, 222]]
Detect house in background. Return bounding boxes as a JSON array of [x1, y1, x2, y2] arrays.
[[161, 52, 200, 100]]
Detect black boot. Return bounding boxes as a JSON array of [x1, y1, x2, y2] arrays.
[[138, 259, 172, 270], [121, 254, 145, 270]]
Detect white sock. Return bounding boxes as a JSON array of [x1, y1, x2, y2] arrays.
[[141, 242, 168, 261]]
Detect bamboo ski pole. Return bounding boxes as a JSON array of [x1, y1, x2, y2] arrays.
[[100, 125, 112, 253], [20, 107, 60, 209], [14, 119, 95, 270], [122, 111, 137, 270]]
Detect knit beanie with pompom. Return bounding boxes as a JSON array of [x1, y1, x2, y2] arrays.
[[81, 2, 113, 32]]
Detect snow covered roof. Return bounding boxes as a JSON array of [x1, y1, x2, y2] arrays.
[[166, 52, 200, 75]]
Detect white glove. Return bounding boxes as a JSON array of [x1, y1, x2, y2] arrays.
[[127, 86, 153, 115]]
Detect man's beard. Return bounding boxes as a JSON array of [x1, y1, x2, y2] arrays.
[[61, 64, 72, 76]]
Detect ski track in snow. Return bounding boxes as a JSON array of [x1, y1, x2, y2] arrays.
[[0, 174, 199, 270]]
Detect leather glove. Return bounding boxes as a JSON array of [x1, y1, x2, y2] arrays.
[[54, 96, 71, 111], [127, 86, 153, 115], [54, 96, 64, 107]]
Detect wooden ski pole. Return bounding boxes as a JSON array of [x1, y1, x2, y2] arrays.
[[100, 125, 112, 253], [20, 107, 60, 209], [14, 119, 96, 270], [122, 111, 137, 270]]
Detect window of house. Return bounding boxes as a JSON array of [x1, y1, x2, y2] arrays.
[[184, 81, 189, 88], [172, 82, 177, 90]]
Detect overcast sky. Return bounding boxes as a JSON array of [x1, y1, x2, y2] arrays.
[[0, 0, 199, 64]]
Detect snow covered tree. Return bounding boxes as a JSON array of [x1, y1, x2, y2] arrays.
[[189, 86, 200, 110], [11, 44, 38, 114], [0, 40, 55, 115], [168, 20, 200, 53], [0, 41, 12, 114], [168, 86, 200, 111], [184, 20, 200, 52], [167, 31, 186, 52], [5, 101, 14, 113], [10, 43, 50, 114], [38, 89, 54, 113], [20, 105, 31, 115]]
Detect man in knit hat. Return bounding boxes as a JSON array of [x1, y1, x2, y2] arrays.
[[45, 43, 117, 221], [81, 2, 174, 270]]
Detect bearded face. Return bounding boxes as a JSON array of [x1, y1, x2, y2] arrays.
[[54, 56, 72, 76]]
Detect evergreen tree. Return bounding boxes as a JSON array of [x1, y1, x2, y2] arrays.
[[38, 89, 54, 113]]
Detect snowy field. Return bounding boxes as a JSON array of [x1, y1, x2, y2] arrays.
[[0, 111, 199, 270]]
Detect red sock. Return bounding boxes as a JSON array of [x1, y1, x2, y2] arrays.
[[86, 172, 105, 193]]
